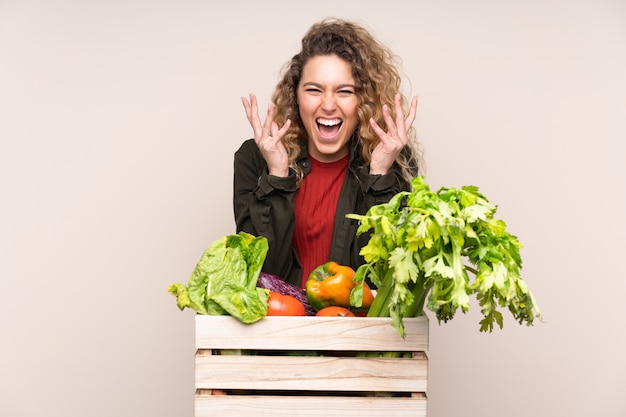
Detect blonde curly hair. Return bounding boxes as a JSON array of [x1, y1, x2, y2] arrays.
[[271, 18, 424, 184]]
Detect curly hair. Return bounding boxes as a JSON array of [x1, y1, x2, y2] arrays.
[[271, 18, 424, 184]]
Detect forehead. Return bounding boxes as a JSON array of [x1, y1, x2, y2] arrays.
[[300, 55, 355, 84]]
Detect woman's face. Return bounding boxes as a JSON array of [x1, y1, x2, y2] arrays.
[[296, 54, 359, 163]]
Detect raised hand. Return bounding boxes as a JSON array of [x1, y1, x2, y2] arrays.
[[368, 93, 417, 175], [241, 93, 292, 177]]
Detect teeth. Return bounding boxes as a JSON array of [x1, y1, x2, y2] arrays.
[[317, 118, 341, 126]]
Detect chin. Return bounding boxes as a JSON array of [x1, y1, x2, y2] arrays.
[[310, 143, 348, 162]]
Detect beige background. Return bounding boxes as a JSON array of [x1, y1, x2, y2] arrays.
[[1, 0, 625, 416]]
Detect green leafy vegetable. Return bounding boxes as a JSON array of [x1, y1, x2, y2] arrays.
[[167, 231, 270, 324], [348, 176, 542, 337]]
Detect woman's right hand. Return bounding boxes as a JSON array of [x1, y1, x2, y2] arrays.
[[241, 93, 292, 177]]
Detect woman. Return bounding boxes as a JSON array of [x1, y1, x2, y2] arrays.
[[234, 18, 423, 288]]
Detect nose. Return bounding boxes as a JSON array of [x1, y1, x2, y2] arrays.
[[321, 92, 337, 112]]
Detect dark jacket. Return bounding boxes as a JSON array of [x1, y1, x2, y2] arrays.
[[233, 138, 412, 287]]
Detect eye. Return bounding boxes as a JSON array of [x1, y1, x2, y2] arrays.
[[304, 87, 322, 94]]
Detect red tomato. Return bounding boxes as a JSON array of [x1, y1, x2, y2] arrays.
[[267, 292, 306, 316], [315, 306, 356, 317]]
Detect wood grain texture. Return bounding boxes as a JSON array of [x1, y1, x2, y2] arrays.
[[195, 353, 428, 391], [195, 315, 429, 351]]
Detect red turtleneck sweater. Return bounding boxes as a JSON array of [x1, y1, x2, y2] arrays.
[[293, 154, 349, 288]]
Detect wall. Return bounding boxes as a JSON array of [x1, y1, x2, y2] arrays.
[[1, 1, 624, 416]]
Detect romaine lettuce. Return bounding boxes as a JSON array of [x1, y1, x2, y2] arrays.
[[168, 232, 270, 323]]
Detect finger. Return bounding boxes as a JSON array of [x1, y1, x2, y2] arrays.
[[241, 96, 250, 112], [268, 121, 283, 146], [392, 94, 407, 135], [268, 119, 292, 146], [381, 104, 399, 138], [247, 93, 259, 118], [262, 103, 276, 137], [241, 96, 252, 119], [404, 96, 418, 128], [276, 118, 292, 138], [242, 94, 263, 135], [369, 117, 387, 140]]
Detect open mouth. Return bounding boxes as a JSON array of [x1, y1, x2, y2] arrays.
[[316, 118, 342, 139]]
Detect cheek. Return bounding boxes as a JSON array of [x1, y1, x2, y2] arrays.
[[297, 102, 316, 136], [297, 98, 314, 120], [343, 100, 360, 123]]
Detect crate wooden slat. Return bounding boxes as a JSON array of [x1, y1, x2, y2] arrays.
[[194, 315, 429, 417], [196, 352, 428, 392], [195, 393, 427, 417], [195, 315, 428, 351]]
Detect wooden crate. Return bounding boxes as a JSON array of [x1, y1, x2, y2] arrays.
[[195, 315, 429, 417]]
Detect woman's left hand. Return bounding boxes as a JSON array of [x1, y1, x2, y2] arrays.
[[368, 93, 417, 175]]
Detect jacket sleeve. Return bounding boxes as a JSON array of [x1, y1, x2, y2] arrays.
[[233, 139, 302, 286]]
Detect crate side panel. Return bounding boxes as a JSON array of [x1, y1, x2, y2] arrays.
[[195, 315, 428, 351], [195, 354, 428, 392]]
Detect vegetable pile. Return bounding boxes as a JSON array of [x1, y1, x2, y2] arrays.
[[168, 176, 541, 338], [348, 176, 542, 337]]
